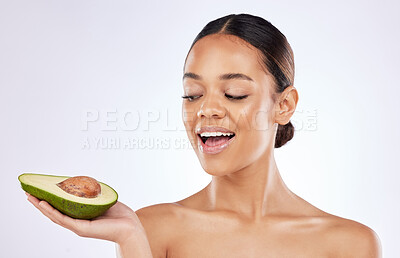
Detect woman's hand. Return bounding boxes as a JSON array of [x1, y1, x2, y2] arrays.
[[25, 192, 153, 257]]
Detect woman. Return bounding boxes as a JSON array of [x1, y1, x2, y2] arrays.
[[26, 13, 381, 257]]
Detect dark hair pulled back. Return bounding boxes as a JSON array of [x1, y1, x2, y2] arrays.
[[185, 13, 295, 148]]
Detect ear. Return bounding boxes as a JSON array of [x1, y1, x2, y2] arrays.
[[274, 86, 299, 125]]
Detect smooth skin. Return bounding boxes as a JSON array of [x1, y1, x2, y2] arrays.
[[25, 34, 382, 258]]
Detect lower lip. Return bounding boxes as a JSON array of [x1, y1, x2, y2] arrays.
[[197, 134, 236, 155]]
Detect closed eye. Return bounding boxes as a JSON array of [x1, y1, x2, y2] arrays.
[[182, 94, 248, 101], [225, 94, 248, 100], [181, 95, 202, 101]]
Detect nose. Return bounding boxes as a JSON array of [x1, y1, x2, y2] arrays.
[[197, 98, 226, 119]]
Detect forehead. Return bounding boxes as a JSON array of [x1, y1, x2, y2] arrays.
[[184, 34, 267, 78]]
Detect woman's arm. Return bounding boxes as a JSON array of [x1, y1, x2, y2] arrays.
[[344, 226, 382, 258], [328, 219, 382, 258], [115, 221, 153, 258], [26, 192, 153, 258]]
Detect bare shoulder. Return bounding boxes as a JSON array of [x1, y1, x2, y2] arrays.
[[135, 203, 183, 258], [136, 202, 183, 219], [293, 194, 382, 257], [136, 202, 186, 225], [321, 214, 382, 257]]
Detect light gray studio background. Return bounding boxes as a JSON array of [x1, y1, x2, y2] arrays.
[[1, 0, 399, 257]]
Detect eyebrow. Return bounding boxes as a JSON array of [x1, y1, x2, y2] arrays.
[[183, 72, 254, 82]]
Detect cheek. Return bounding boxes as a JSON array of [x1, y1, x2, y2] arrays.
[[182, 103, 195, 128], [232, 100, 274, 132], [232, 101, 275, 162], [182, 103, 198, 148]]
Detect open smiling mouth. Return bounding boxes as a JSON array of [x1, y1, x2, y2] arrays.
[[197, 132, 236, 154], [198, 133, 235, 145]]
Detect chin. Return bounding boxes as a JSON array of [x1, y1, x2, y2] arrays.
[[197, 155, 244, 177], [193, 150, 231, 177], [202, 166, 232, 177]]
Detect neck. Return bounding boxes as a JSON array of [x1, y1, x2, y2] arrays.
[[205, 149, 297, 221]]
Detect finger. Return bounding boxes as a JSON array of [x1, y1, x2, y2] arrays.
[[26, 194, 83, 233], [38, 201, 81, 230], [27, 193, 45, 211], [95, 202, 125, 218], [26, 194, 62, 223], [27, 195, 62, 225]]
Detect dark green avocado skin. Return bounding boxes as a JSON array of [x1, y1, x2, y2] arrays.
[[19, 174, 118, 219]]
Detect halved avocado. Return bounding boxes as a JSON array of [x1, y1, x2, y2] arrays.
[[19, 173, 118, 219]]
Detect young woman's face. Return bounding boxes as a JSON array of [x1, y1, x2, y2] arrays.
[[182, 34, 279, 176]]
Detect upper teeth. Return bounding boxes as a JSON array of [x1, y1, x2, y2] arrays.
[[199, 132, 234, 137]]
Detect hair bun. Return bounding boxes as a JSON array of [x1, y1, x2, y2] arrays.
[[275, 121, 294, 148]]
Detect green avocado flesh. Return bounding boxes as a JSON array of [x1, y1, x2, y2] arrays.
[[19, 173, 118, 219]]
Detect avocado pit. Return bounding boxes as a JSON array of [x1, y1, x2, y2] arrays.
[[57, 176, 101, 198]]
